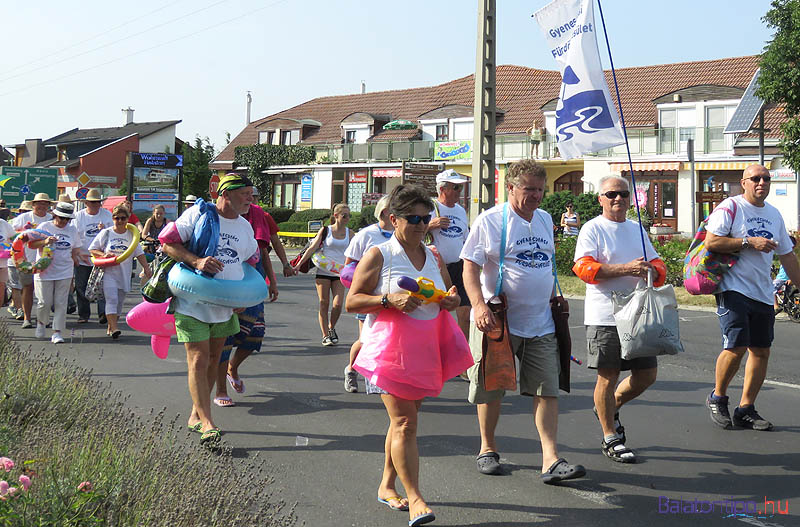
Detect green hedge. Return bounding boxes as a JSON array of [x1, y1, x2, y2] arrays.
[[277, 221, 310, 233], [554, 235, 578, 276], [288, 208, 332, 223], [540, 191, 602, 229], [263, 207, 294, 223]]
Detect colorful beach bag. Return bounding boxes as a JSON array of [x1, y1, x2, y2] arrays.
[[683, 200, 738, 295]]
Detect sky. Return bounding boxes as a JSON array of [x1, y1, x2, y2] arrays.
[[0, 0, 774, 156]]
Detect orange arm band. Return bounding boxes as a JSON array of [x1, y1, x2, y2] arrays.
[[651, 258, 667, 287], [573, 256, 602, 284]]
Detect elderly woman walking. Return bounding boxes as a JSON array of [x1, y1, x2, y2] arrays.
[[346, 185, 472, 527]]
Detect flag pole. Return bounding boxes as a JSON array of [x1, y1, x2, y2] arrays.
[[596, 0, 648, 260]]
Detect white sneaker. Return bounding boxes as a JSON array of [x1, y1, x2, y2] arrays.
[[35, 323, 46, 339], [51, 332, 65, 344]]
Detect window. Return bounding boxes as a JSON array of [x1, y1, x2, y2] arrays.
[[659, 108, 695, 153], [280, 131, 292, 145], [258, 131, 274, 145], [435, 124, 449, 141], [345, 130, 357, 143], [706, 106, 735, 152]]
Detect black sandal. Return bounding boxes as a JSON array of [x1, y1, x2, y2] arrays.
[[593, 406, 626, 443], [602, 437, 636, 463], [541, 458, 586, 484]]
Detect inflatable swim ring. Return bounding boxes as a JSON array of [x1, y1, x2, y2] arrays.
[[311, 252, 344, 274], [339, 261, 357, 288], [167, 262, 269, 308], [0, 242, 11, 259], [11, 229, 53, 274], [91, 224, 141, 267]]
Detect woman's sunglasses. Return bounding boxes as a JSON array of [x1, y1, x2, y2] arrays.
[[602, 190, 630, 199], [113, 216, 129, 221], [402, 214, 432, 225]]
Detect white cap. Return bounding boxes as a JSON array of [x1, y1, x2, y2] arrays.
[[183, 194, 198, 203], [435, 169, 469, 184]]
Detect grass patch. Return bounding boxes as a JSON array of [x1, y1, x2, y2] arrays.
[[557, 275, 716, 307], [0, 323, 295, 526]]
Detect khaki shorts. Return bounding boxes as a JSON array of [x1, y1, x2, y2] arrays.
[[467, 324, 560, 404], [8, 266, 32, 289], [174, 313, 240, 343]]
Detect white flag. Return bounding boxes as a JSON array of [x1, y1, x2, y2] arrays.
[[533, 0, 625, 159]]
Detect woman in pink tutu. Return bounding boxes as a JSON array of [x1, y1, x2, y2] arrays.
[[346, 184, 473, 527]]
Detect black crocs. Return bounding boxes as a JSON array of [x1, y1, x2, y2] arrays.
[[541, 458, 586, 484]]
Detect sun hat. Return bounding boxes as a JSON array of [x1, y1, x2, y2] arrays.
[[18, 201, 33, 212], [83, 189, 104, 202], [183, 194, 198, 204], [52, 201, 75, 219], [435, 169, 469, 184], [57, 193, 73, 204], [32, 192, 52, 203]]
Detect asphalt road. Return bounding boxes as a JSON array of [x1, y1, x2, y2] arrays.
[[6, 263, 800, 527]]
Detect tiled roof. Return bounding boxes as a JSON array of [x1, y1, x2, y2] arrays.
[[367, 129, 422, 142], [44, 120, 181, 146], [214, 55, 770, 165]]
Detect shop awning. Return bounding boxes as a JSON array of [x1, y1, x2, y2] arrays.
[[609, 162, 681, 173], [685, 161, 771, 170]]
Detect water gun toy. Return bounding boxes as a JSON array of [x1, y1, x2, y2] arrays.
[[397, 276, 447, 304]]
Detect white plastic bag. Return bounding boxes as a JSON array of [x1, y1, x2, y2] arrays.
[[612, 271, 684, 360]]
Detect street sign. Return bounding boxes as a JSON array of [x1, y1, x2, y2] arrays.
[[209, 174, 220, 199], [401, 162, 444, 197], [0, 166, 58, 208], [76, 172, 91, 187], [75, 187, 89, 200], [695, 191, 728, 203]]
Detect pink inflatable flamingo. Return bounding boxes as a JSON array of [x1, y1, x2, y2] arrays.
[[126, 299, 176, 359]]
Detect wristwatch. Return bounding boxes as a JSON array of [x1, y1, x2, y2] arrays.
[[381, 294, 390, 309], [741, 237, 750, 250]]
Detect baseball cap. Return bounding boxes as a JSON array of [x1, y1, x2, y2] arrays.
[[436, 169, 469, 184]]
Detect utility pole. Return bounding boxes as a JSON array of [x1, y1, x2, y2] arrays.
[[471, 0, 497, 219]]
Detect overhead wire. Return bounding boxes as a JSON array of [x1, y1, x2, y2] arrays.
[[0, 0, 231, 83], [0, 0, 291, 98]]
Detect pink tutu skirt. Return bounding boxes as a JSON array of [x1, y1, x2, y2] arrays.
[[353, 309, 473, 400]]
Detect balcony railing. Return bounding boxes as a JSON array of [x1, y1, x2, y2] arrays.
[[306, 127, 735, 165]]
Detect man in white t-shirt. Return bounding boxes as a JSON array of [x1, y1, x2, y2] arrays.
[[11, 193, 53, 328], [573, 175, 667, 464], [428, 169, 471, 338], [703, 164, 800, 432], [73, 189, 113, 324], [461, 160, 585, 484], [161, 173, 259, 447]]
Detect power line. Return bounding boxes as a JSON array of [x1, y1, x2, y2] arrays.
[[3, 0, 186, 75], [0, 0, 231, 83], [0, 0, 291, 98]]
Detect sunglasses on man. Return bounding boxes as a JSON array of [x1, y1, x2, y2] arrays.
[[601, 190, 630, 199], [745, 175, 771, 183], [402, 214, 432, 225]]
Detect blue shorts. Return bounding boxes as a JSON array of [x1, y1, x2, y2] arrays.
[[715, 290, 774, 350], [220, 303, 266, 362]]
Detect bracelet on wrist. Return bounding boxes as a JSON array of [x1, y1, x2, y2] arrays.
[[381, 294, 390, 309]]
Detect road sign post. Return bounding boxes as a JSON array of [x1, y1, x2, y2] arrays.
[[0, 166, 59, 208], [209, 174, 220, 200]]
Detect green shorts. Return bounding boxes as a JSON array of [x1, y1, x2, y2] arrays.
[[174, 313, 240, 343], [467, 324, 560, 404]]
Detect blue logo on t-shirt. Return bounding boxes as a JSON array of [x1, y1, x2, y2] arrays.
[[747, 220, 773, 239], [54, 234, 72, 250], [441, 225, 463, 235]]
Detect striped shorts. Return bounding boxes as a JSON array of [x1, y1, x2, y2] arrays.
[[220, 303, 266, 362]]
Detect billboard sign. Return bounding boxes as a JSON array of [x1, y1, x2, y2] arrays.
[[434, 140, 472, 161]]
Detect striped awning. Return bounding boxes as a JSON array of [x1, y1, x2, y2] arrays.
[[372, 168, 402, 178], [609, 161, 681, 173], [686, 161, 770, 171]]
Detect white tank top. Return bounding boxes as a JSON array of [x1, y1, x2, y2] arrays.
[[316, 226, 349, 277], [367, 236, 445, 324]]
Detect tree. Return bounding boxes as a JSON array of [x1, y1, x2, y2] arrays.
[[181, 136, 216, 200], [758, 0, 800, 171]]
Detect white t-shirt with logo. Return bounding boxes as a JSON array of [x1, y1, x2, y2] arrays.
[[12, 211, 52, 268], [34, 221, 81, 281], [0, 219, 15, 269], [574, 216, 661, 326], [171, 206, 259, 323], [74, 208, 113, 266], [430, 200, 469, 264], [88, 227, 145, 292], [460, 204, 555, 338], [344, 223, 393, 262], [706, 195, 793, 305]]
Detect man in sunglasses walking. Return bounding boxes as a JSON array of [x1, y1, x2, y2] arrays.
[[428, 169, 472, 338], [703, 164, 800, 431], [573, 175, 666, 463]]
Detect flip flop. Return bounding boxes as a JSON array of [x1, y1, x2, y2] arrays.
[[111, 330, 121, 339], [408, 510, 435, 526], [378, 496, 409, 511], [187, 422, 203, 433], [213, 396, 235, 407], [200, 428, 221, 446], [227, 374, 245, 394]]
